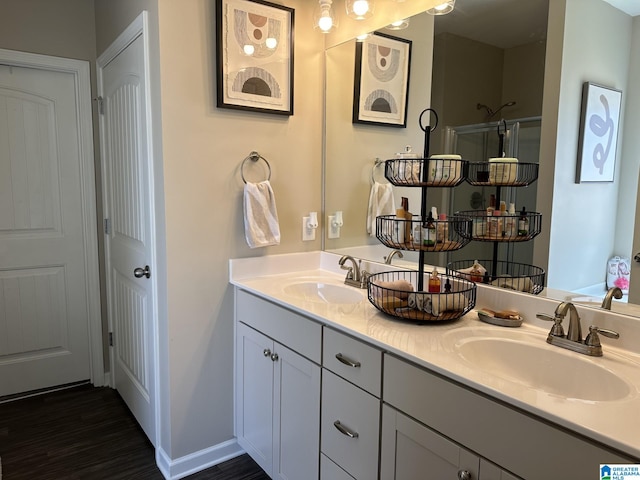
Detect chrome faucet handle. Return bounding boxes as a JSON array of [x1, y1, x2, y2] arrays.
[[584, 325, 620, 347], [536, 312, 565, 337]]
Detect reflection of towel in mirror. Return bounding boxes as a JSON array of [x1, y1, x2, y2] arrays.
[[367, 182, 396, 236], [408, 292, 469, 316], [243, 180, 281, 248]]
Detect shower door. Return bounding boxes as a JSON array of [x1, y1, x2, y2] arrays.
[[443, 117, 542, 268]]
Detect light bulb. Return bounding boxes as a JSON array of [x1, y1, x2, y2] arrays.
[[318, 14, 333, 32], [243, 44, 255, 55], [353, 0, 370, 16], [265, 37, 277, 49]]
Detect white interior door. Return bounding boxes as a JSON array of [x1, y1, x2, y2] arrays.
[[98, 15, 157, 445], [0, 56, 100, 397]]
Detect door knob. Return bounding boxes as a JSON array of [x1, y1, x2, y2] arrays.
[[634, 253, 640, 263], [134, 265, 151, 279]]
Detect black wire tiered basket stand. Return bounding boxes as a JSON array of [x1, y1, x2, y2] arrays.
[[368, 108, 476, 322], [446, 259, 545, 295], [449, 120, 546, 294]]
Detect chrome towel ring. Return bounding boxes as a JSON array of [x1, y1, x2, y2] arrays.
[[241, 151, 272, 184]]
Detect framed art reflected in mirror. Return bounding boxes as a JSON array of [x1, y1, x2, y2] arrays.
[[352, 32, 412, 128], [216, 0, 294, 116], [576, 82, 622, 183]]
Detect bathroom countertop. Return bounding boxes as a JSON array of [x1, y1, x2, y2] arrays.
[[230, 252, 640, 460]]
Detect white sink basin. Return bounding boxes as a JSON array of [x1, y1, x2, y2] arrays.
[[283, 282, 364, 305], [455, 336, 631, 402]]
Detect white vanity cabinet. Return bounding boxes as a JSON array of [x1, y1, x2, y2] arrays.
[[382, 353, 634, 480], [320, 327, 382, 480], [235, 290, 322, 480]]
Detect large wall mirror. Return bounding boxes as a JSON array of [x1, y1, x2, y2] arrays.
[[323, 0, 640, 317]]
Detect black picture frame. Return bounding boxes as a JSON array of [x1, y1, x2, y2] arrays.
[[216, 0, 295, 116], [352, 32, 412, 127], [575, 82, 622, 183]]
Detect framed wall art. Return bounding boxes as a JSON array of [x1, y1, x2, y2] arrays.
[[352, 32, 412, 127], [216, 0, 294, 115], [576, 82, 622, 183]]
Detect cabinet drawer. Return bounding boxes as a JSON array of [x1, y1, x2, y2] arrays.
[[321, 454, 355, 480], [323, 327, 382, 396], [321, 370, 380, 480], [236, 289, 322, 363]]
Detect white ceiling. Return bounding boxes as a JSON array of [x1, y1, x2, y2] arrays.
[[603, 0, 640, 17], [433, 0, 549, 49], [433, 0, 639, 50]]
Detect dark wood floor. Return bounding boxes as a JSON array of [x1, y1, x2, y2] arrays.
[[0, 383, 270, 480]]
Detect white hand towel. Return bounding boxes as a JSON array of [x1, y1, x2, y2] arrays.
[[243, 180, 281, 248], [367, 181, 396, 236]]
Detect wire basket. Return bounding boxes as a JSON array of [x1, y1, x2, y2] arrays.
[[368, 270, 476, 322], [447, 259, 546, 295], [454, 210, 542, 242], [383, 158, 468, 187], [376, 215, 472, 252], [466, 161, 539, 186]]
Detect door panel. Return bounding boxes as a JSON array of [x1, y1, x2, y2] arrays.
[[0, 63, 92, 396], [99, 28, 156, 445]]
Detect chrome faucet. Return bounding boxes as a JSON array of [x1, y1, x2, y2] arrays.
[[537, 301, 619, 356], [338, 255, 369, 288], [384, 249, 404, 265], [601, 286, 623, 310]]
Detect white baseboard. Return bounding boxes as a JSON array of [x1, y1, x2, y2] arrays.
[[156, 439, 244, 480]]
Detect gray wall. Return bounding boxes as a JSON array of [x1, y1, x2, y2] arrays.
[[542, 0, 633, 292]]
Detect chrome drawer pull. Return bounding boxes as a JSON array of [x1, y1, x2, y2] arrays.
[[333, 420, 359, 438], [335, 353, 361, 368]]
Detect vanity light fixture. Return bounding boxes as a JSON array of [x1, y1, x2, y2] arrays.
[[386, 18, 410, 30], [265, 37, 278, 49], [427, 0, 455, 15], [314, 0, 337, 33], [346, 0, 374, 20], [356, 32, 371, 41]]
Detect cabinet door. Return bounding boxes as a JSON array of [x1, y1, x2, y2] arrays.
[[236, 322, 274, 475], [273, 342, 321, 480], [381, 404, 479, 480]]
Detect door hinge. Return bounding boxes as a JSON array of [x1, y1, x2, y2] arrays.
[[108, 332, 114, 346], [97, 96, 104, 115], [104, 218, 111, 235]]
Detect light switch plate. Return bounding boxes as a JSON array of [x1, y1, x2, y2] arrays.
[[302, 216, 316, 241], [327, 215, 340, 239]]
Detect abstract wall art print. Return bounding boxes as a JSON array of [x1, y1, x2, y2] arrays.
[[576, 82, 622, 183], [216, 0, 294, 115], [353, 32, 412, 127]]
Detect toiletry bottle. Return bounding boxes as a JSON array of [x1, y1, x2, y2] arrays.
[[438, 213, 448, 243], [423, 212, 437, 246], [518, 206, 529, 237], [428, 268, 441, 293], [444, 278, 452, 293], [505, 203, 517, 238], [402, 197, 413, 244], [499, 201, 507, 237], [395, 198, 406, 244]]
